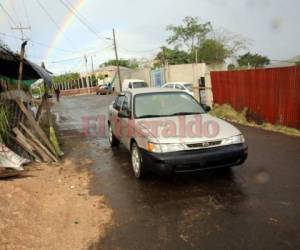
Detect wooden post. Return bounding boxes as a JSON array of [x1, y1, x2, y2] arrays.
[[17, 41, 28, 91], [113, 28, 122, 92], [86, 77, 90, 92], [16, 99, 57, 156]]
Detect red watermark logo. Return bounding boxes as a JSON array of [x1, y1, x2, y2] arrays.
[[82, 115, 220, 139]]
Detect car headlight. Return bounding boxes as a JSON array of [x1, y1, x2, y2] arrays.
[[222, 135, 245, 145], [147, 142, 186, 153]]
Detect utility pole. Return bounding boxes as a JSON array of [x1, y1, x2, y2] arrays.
[[112, 28, 122, 92], [17, 41, 27, 91], [84, 55, 90, 92], [11, 25, 31, 41], [11, 24, 31, 91], [91, 56, 95, 75]]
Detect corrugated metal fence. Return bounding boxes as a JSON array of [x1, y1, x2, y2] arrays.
[[211, 66, 300, 129]]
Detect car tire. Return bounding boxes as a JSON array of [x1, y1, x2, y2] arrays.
[[108, 123, 119, 147], [131, 142, 147, 179]]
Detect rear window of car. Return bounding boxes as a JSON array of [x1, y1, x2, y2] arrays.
[[133, 82, 147, 88], [163, 84, 173, 88]]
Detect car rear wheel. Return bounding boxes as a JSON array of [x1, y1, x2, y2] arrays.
[[108, 123, 119, 147], [131, 142, 147, 179]]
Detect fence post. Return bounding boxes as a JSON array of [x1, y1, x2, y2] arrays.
[[86, 76, 90, 93]]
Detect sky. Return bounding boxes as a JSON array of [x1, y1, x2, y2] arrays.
[[0, 0, 299, 75]]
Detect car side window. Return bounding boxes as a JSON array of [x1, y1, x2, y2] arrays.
[[113, 96, 125, 111], [113, 97, 119, 109], [175, 84, 185, 90], [165, 84, 173, 88], [121, 94, 131, 112]]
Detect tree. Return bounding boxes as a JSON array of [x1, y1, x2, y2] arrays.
[[166, 16, 212, 52], [154, 47, 190, 67], [227, 64, 236, 70], [101, 59, 139, 69], [192, 39, 230, 64], [212, 29, 249, 59], [237, 52, 270, 68], [53, 72, 80, 83]]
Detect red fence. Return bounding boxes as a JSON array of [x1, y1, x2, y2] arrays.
[[211, 66, 300, 129]]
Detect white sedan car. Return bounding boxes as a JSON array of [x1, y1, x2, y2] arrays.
[[108, 88, 248, 179], [162, 82, 194, 96]]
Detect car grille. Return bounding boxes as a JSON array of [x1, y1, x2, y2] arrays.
[[186, 140, 222, 149]]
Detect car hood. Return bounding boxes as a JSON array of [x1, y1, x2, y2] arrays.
[[136, 114, 241, 144]]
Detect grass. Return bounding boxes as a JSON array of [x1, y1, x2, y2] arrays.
[[210, 104, 300, 137], [0, 103, 9, 143]]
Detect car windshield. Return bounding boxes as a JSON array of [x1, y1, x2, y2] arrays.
[[134, 92, 204, 118], [133, 82, 147, 88], [183, 83, 193, 91]]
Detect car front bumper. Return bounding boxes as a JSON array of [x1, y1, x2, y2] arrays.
[[140, 143, 248, 174]]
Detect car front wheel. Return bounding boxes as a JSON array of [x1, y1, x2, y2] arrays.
[[131, 142, 147, 179]]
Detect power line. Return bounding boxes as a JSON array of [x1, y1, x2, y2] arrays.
[[0, 31, 113, 60], [11, 25, 31, 41], [0, 31, 73, 52], [46, 45, 113, 64], [59, 0, 104, 40], [64, 0, 105, 39], [10, 0, 22, 25], [119, 46, 161, 54], [22, 0, 31, 27], [0, 2, 18, 27], [36, 0, 76, 48]]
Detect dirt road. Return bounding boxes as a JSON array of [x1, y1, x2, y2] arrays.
[[0, 96, 113, 250]]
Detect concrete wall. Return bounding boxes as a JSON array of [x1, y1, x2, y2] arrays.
[[73, 63, 226, 107], [112, 68, 152, 92], [164, 63, 206, 102], [164, 63, 206, 84], [60, 87, 97, 96], [116, 63, 225, 106]]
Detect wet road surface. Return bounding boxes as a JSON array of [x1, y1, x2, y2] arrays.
[[53, 95, 300, 250]]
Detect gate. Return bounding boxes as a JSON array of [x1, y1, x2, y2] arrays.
[[151, 68, 165, 87]]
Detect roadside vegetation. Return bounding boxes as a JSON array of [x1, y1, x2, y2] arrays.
[[0, 102, 9, 143], [210, 104, 300, 137]]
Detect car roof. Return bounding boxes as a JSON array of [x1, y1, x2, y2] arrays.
[[164, 82, 192, 85], [123, 79, 144, 82], [122, 87, 184, 96]]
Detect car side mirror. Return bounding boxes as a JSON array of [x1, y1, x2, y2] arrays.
[[118, 110, 130, 118], [203, 105, 211, 112]]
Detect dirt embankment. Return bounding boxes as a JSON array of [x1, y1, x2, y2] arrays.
[[0, 156, 112, 250]]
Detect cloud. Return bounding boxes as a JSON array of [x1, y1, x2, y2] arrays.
[[0, 0, 299, 74]]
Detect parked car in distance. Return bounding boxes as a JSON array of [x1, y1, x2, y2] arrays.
[[162, 82, 194, 96], [122, 79, 148, 90], [96, 83, 111, 95], [108, 88, 248, 179]]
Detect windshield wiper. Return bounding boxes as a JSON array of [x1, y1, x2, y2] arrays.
[[169, 112, 203, 116], [136, 115, 162, 118], [137, 112, 202, 118]]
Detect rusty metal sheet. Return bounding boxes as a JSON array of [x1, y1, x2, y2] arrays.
[[211, 66, 300, 129]]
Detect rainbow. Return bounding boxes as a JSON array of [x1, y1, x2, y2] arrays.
[[44, 0, 87, 62]]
